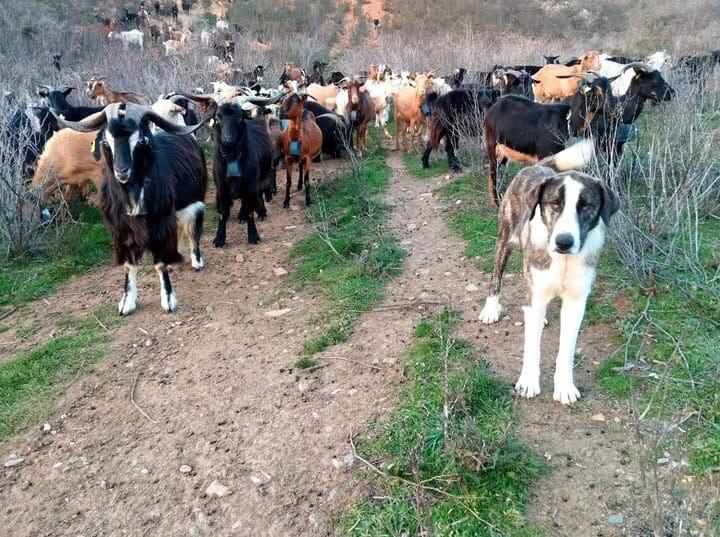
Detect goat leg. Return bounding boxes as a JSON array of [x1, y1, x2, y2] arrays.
[[155, 262, 178, 313], [303, 165, 312, 207], [283, 161, 293, 209]]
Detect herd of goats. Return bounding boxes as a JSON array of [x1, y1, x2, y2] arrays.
[[1, 39, 719, 314]]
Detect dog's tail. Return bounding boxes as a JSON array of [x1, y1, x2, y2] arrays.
[[539, 139, 594, 172]]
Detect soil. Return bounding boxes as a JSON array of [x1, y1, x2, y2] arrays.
[[0, 149, 646, 536]]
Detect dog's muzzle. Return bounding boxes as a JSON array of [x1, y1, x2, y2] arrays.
[[554, 233, 574, 254]]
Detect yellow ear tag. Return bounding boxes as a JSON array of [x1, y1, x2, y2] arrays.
[[59, 114, 65, 120], [90, 140, 96, 154]]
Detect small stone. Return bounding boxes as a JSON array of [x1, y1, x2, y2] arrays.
[[656, 457, 670, 465], [331, 457, 344, 470], [607, 514, 624, 526], [145, 339, 152, 347], [308, 512, 320, 526], [514, 321, 523, 327], [4, 457, 25, 468], [417, 268, 430, 278], [235, 253, 245, 263], [455, 199, 462, 205], [180, 464, 192, 474], [249, 474, 264, 485], [444, 174, 451, 180], [591, 413, 606, 422], [544, 452, 552, 460], [265, 308, 291, 317], [141, 468, 149, 475], [298, 382, 310, 393], [205, 480, 232, 498], [466, 283, 479, 292], [42, 423, 52, 433], [273, 267, 288, 277], [343, 453, 354, 469], [406, 223, 417, 231], [206, 305, 214, 314]]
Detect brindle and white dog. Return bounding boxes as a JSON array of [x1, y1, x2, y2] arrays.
[[478, 140, 619, 404]]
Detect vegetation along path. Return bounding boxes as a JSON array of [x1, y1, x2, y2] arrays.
[[0, 148, 675, 536]]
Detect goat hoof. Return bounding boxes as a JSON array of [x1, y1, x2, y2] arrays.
[[283, 199, 290, 209], [421, 160, 430, 169], [161, 291, 178, 313], [249, 235, 260, 245], [451, 164, 463, 173], [212, 237, 226, 248]]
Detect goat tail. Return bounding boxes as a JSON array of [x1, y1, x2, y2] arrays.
[[539, 139, 595, 172]]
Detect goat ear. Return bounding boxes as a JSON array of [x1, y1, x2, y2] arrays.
[[600, 183, 620, 225], [37, 86, 50, 98]]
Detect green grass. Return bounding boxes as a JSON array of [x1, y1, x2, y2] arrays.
[[403, 151, 449, 179], [0, 205, 111, 307], [438, 174, 520, 274], [0, 306, 115, 438], [295, 357, 318, 370], [292, 148, 404, 355], [338, 311, 544, 536]]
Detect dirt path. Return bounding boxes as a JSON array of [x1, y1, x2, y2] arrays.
[[0, 150, 644, 536]]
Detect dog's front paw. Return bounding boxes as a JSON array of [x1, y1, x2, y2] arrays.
[[478, 296, 502, 324], [515, 373, 541, 399], [553, 378, 581, 404]]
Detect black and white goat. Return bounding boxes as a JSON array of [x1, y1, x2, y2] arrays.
[[57, 102, 210, 315], [37, 85, 103, 120]]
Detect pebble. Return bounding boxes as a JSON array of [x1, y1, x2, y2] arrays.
[[145, 339, 152, 347], [206, 305, 214, 314], [343, 453, 354, 469], [4, 457, 24, 468], [514, 321, 523, 327], [591, 413, 606, 422], [265, 308, 291, 317], [180, 464, 192, 474], [141, 468, 149, 475], [331, 457, 344, 470], [407, 223, 417, 231], [607, 514, 624, 526], [466, 283, 479, 292], [42, 423, 52, 433], [273, 267, 288, 278], [308, 512, 320, 526], [205, 480, 232, 498], [235, 254, 245, 263]]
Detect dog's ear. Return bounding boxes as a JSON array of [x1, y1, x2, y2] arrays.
[[526, 177, 551, 219], [600, 183, 620, 225]]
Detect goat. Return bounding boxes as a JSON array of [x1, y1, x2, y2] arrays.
[[52, 53, 62, 72], [592, 63, 675, 156], [163, 39, 183, 56], [150, 24, 161, 43], [544, 55, 560, 64], [182, 0, 191, 14], [86, 77, 151, 106], [364, 78, 393, 139], [599, 51, 672, 97], [304, 100, 349, 159], [451, 68, 466, 88], [279, 62, 308, 87], [484, 75, 611, 206], [310, 61, 327, 85], [327, 71, 346, 85], [279, 93, 322, 208], [393, 73, 435, 152], [37, 85, 103, 121], [57, 102, 210, 315], [492, 68, 533, 98], [675, 50, 720, 86], [531, 51, 600, 102], [421, 87, 500, 172], [346, 79, 375, 155], [211, 97, 279, 246], [32, 128, 106, 205], [108, 29, 144, 50], [2, 101, 57, 177], [306, 83, 340, 111]]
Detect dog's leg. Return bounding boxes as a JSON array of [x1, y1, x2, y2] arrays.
[[553, 293, 587, 404], [516, 301, 546, 398], [479, 227, 512, 324]]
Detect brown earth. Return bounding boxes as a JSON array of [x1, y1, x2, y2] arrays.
[[0, 148, 647, 536]]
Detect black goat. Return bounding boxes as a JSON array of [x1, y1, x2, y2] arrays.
[[304, 100, 349, 158], [484, 85, 610, 206], [2, 102, 56, 177], [310, 61, 327, 85], [592, 63, 675, 156], [544, 55, 560, 64], [451, 68, 466, 88], [124, 9, 138, 28], [212, 99, 277, 246], [182, 0, 191, 15], [57, 102, 210, 315], [37, 85, 103, 121], [675, 50, 720, 86], [421, 87, 500, 172], [327, 71, 346, 85]]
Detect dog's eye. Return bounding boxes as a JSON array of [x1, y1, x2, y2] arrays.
[[577, 199, 589, 211]]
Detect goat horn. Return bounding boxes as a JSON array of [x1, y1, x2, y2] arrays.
[[52, 107, 109, 132], [622, 62, 652, 73], [140, 103, 216, 135]]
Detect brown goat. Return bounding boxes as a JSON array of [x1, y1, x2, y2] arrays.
[[393, 73, 435, 152], [531, 51, 601, 102], [279, 93, 322, 208], [32, 129, 106, 205], [346, 79, 374, 155], [86, 77, 151, 106]]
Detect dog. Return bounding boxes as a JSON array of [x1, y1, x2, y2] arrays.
[[478, 139, 619, 404]]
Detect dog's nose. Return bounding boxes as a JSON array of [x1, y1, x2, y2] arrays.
[[555, 234, 574, 252]]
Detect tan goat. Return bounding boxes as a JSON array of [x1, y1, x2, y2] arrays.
[[32, 129, 105, 205], [531, 51, 601, 102], [393, 73, 435, 152]]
